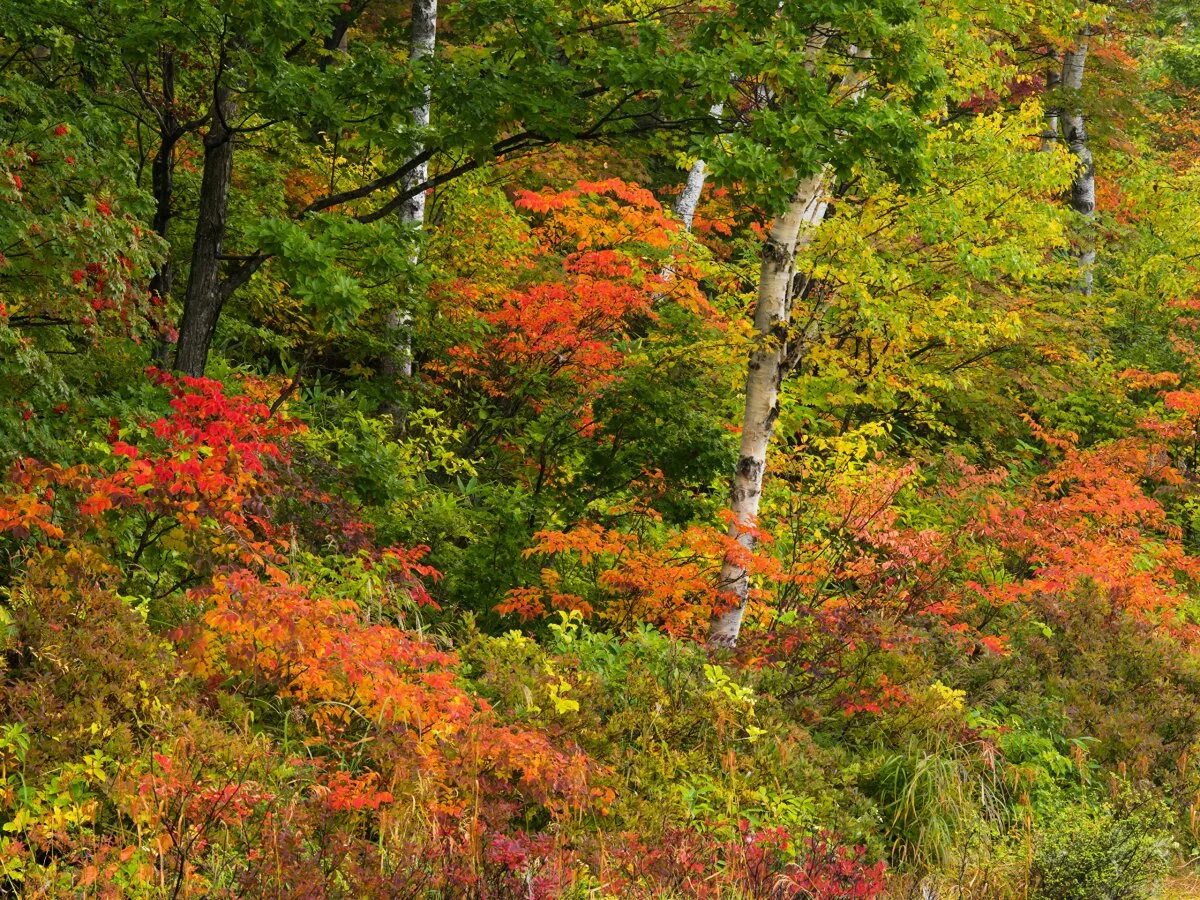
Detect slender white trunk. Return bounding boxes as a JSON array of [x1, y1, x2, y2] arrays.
[[1060, 29, 1094, 295], [708, 171, 831, 648], [674, 103, 724, 232], [401, 0, 437, 230], [707, 52, 866, 649], [675, 160, 708, 232], [386, 0, 438, 380]]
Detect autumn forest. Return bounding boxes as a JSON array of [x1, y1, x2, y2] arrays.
[[5, 0, 1200, 896]]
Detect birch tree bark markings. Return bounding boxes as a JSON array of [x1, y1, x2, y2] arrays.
[[673, 103, 725, 232], [1061, 27, 1095, 295], [708, 171, 830, 649], [708, 52, 865, 649], [384, 0, 439, 384]]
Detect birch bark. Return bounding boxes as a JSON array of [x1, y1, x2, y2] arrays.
[[708, 47, 865, 648], [1060, 28, 1095, 295], [673, 103, 725, 232], [708, 171, 831, 648], [384, 0, 439, 381]]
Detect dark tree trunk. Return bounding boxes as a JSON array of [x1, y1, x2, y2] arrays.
[[1040, 51, 1060, 152], [174, 86, 235, 377], [149, 50, 178, 302]]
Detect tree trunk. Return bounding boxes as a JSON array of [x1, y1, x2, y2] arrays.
[[675, 159, 708, 233], [149, 50, 179, 304], [173, 85, 235, 377], [1061, 29, 1094, 295], [673, 103, 724, 232], [383, 0, 439, 382], [149, 50, 182, 365], [708, 171, 831, 649], [402, 0, 437, 230], [1040, 52, 1060, 152], [707, 47, 865, 649]]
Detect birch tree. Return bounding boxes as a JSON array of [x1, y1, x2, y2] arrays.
[[1061, 26, 1095, 295], [703, 0, 1088, 646], [383, 0, 439, 383], [709, 57, 871, 649], [674, 103, 724, 232], [18, 0, 943, 383], [708, 170, 832, 648], [155, 0, 748, 377]]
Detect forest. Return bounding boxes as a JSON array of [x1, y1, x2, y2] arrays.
[[6, 0, 1200, 896]]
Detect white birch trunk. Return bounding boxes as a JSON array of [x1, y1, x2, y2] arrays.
[[674, 103, 724, 232], [401, 0, 437, 230], [707, 51, 866, 649], [708, 171, 831, 648], [674, 160, 708, 232], [386, 0, 438, 381], [1060, 30, 1095, 295]]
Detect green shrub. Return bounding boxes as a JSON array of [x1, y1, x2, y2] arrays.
[[1031, 791, 1174, 900]]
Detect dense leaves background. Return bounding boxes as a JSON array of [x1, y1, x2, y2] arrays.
[[6, 0, 1200, 896]]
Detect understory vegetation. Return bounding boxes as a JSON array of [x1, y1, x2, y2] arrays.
[[7, 0, 1200, 896]]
